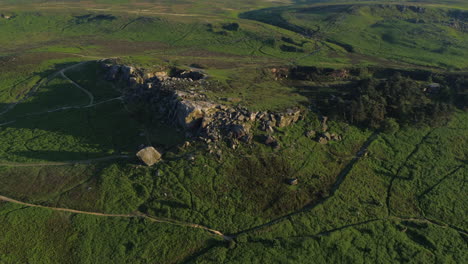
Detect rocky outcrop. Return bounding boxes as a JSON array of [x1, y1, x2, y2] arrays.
[[396, 5, 425, 13], [0, 14, 12, 19], [136, 146, 162, 166], [101, 60, 304, 149], [270, 67, 289, 80]]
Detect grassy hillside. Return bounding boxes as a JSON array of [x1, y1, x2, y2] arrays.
[[241, 3, 468, 69], [0, 0, 466, 263]]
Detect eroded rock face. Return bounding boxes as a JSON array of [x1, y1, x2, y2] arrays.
[[101, 60, 304, 147], [175, 100, 218, 129], [136, 146, 161, 166], [122, 66, 135, 80]]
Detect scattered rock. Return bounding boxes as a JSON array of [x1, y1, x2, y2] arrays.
[[306, 130, 316, 138], [321, 116, 328, 132], [287, 178, 299, 186], [187, 154, 196, 161], [155, 71, 168, 81], [229, 124, 250, 140], [277, 108, 302, 127], [264, 135, 280, 149], [330, 133, 342, 141], [318, 137, 328, 145], [136, 146, 162, 166]]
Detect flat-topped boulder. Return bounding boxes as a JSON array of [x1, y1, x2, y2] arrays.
[[136, 146, 162, 166]]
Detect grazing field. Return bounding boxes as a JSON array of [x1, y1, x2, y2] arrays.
[[0, 0, 466, 263]]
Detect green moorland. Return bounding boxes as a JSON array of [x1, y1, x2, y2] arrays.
[[0, 0, 466, 263]]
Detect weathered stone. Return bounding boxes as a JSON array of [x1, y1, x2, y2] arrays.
[[155, 71, 168, 81], [330, 133, 342, 141], [230, 124, 248, 139], [277, 109, 302, 127], [0, 14, 11, 19], [179, 70, 205, 80], [187, 154, 195, 161], [257, 112, 266, 120], [200, 117, 212, 129], [122, 66, 135, 80], [129, 77, 138, 85], [249, 112, 257, 122], [318, 137, 328, 145], [145, 72, 155, 79], [229, 139, 238, 149], [288, 178, 299, 185], [264, 135, 279, 148], [145, 82, 153, 89], [136, 147, 161, 166], [321, 116, 329, 132], [175, 100, 218, 130], [105, 65, 120, 81], [306, 130, 316, 138]]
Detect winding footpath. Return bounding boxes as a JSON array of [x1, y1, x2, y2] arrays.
[[60, 67, 94, 106], [0, 61, 123, 128], [0, 195, 230, 240], [0, 60, 93, 121], [0, 155, 130, 167]]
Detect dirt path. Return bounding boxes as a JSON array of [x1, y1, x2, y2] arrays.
[[0, 155, 130, 167], [60, 65, 94, 106], [0, 195, 230, 240], [0, 61, 91, 117]]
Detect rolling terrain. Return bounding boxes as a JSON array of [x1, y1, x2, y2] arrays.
[[0, 0, 466, 263]]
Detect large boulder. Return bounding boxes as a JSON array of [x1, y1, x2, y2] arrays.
[[136, 147, 162, 166], [230, 124, 248, 139], [175, 99, 218, 130]]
